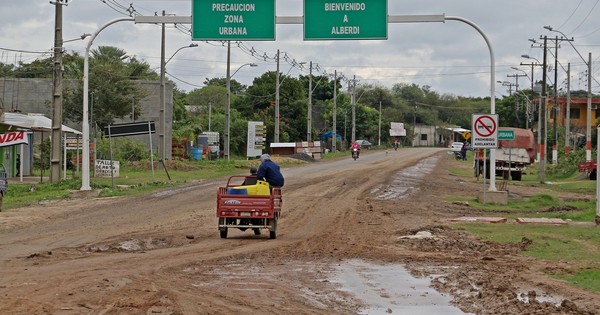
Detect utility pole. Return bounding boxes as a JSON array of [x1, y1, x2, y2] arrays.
[[307, 61, 312, 142], [51, 0, 67, 183], [378, 101, 381, 146], [274, 49, 280, 143], [413, 104, 416, 147], [332, 70, 337, 153], [586, 53, 592, 162], [548, 35, 572, 164], [224, 41, 231, 160], [565, 63, 571, 154], [552, 35, 559, 165], [351, 75, 356, 143], [520, 61, 538, 91], [507, 73, 526, 92], [159, 10, 166, 166], [539, 36, 548, 183]]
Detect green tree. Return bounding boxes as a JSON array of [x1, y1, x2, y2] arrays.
[[203, 77, 245, 94], [240, 71, 306, 144], [13, 58, 53, 78], [187, 85, 228, 119], [63, 46, 157, 127], [0, 62, 14, 77]]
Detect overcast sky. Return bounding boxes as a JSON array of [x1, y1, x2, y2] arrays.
[[1, 0, 599, 98]]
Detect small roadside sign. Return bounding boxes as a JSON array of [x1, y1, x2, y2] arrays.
[[462, 130, 472, 141], [103, 121, 155, 138], [471, 114, 498, 148], [498, 130, 515, 140]]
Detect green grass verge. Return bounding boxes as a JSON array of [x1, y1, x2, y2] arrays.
[[555, 269, 600, 292], [447, 156, 600, 293], [3, 158, 307, 209], [458, 223, 600, 292]]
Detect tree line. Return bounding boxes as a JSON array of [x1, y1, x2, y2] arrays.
[[5, 45, 589, 157]]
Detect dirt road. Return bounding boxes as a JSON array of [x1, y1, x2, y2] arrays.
[[1, 148, 598, 314]]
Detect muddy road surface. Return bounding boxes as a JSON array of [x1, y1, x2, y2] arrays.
[[1, 148, 598, 314]]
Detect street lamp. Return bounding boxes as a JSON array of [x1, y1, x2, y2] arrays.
[[224, 42, 257, 161], [496, 80, 516, 95], [64, 33, 91, 43], [81, 17, 134, 191], [165, 43, 198, 65]]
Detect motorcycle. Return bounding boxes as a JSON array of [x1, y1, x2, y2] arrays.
[[352, 148, 360, 160], [454, 151, 464, 160]]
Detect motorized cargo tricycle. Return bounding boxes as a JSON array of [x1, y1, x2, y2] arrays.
[[216, 175, 282, 239]]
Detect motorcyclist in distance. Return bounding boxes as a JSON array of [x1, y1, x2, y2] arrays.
[[350, 141, 361, 157]]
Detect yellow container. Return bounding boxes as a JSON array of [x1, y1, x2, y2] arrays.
[[233, 180, 271, 195]]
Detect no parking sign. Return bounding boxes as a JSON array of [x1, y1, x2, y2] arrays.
[[471, 114, 498, 148]]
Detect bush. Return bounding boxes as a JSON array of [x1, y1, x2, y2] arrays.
[[546, 147, 590, 179], [95, 137, 151, 162]]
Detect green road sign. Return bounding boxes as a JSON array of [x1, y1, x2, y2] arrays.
[[304, 0, 387, 40], [498, 130, 515, 140], [192, 0, 275, 40]]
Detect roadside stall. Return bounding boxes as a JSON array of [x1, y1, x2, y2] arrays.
[[0, 112, 81, 182]]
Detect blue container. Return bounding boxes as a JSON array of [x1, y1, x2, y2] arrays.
[[190, 147, 203, 160], [227, 188, 248, 195]]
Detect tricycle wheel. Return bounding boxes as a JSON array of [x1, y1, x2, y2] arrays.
[[218, 218, 227, 238], [269, 218, 277, 239]]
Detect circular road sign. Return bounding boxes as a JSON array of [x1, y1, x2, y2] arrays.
[[473, 115, 496, 138]]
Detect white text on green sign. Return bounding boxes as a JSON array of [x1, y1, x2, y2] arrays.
[[304, 0, 388, 40], [498, 130, 514, 140], [192, 0, 275, 40]]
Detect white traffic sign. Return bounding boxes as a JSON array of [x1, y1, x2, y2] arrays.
[[471, 114, 498, 148]]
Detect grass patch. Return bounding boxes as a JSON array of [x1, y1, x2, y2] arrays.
[[555, 268, 600, 293], [447, 192, 596, 222], [458, 223, 600, 261], [448, 154, 600, 292], [4, 179, 78, 208], [458, 223, 600, 292], [3, 158, 307, 210]]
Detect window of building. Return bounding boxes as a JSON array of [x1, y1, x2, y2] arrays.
[[420, 134, 427, 141], [570, 108, 580, 119]]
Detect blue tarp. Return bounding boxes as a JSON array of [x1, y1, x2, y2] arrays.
[[319, 132, 342, 142]]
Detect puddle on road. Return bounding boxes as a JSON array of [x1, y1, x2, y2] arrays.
[[331, 260, 471, 314], [371, 156, 441, 200]]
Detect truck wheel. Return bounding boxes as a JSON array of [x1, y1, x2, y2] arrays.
[[590, 169, 597, 180], [511, 171, 522, 181], [253, 228, 261, 236], [269, 218, 277, 239]]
